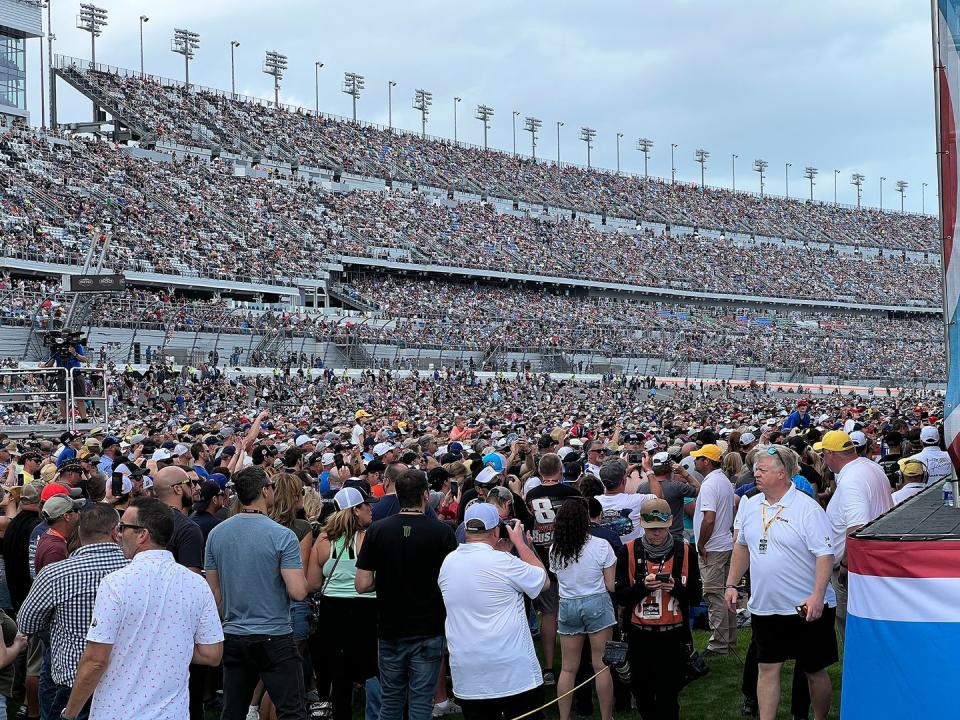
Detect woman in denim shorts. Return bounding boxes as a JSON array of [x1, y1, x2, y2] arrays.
[[549, 499, 617, 720]]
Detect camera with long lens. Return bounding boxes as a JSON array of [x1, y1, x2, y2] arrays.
[[46, 331, 86, 354]]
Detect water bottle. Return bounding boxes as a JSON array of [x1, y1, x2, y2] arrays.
[[943, 480, 955, 508]]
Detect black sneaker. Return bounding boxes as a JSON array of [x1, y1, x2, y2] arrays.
[[741, 696, 758, 717], [542, 670, 556, 686]]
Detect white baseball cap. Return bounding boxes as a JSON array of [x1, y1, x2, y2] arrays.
[[849, 431, 868, 448], [151, 449, 172, 462], [333, 486, 378, 511], [920, 426, 940, 445], [739, 432, 757, 446], [295, 435, 315, 447], [373, 442, 395, 457], [321, 452, 336, 465]]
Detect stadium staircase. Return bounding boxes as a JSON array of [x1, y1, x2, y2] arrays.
[[540, 347, 574, 373], [327, 285, 376, 313], [333, 335, 374, 368], [53, 64, 151, 140]]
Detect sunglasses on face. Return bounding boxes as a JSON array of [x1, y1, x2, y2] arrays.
[[118, 522, 146, 533]]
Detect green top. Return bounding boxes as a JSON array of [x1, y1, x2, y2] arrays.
[[322, 533, 375, 600]]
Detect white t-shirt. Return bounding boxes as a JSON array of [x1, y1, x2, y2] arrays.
[[694, 469, 735, 552], [438, 543, 546, 700], [86, 550, 223, 720], [892, 482, 925, 506], [549, 535, 616, 598], [825, 457, 893, 561], [915, 446, 954, 486], [734, 485, 837, 616], [595, 492, 656, 543], [351, 423, 364, 446]]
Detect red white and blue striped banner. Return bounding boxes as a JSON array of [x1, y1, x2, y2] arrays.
[[841, 537, 960, 718], [936, 0, 960, 465]]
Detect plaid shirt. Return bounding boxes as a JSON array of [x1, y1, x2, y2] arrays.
[[17, 542, 128, 685]]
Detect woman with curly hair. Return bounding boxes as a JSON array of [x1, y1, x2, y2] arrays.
[[549, 498, 617, 720]]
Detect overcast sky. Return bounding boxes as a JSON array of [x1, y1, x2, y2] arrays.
[[26, 0, 938, 211]]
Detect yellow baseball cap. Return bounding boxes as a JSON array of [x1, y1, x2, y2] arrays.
[[820, 430, 854, 452], [898, 458, 926, 477], [689, 444, 722, 462]]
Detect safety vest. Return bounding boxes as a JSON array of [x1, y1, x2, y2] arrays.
[[625, 540, 689, 628]]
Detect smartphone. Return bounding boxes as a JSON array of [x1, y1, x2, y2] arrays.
[[506, 432, 519, 444], [16, 473, 23, 487], [655, 573, 672, 583], [628, 452, 644, 464], [450, 481, 459, 496]]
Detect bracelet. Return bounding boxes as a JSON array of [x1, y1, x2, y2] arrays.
[[724, 584, 739, 590]]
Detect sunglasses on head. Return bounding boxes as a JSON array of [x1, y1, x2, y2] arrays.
[[641, 511, 670, 523]]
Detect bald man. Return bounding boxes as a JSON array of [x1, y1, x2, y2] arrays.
[[154, 466, 204, 573], [154, 466, 207, 720]]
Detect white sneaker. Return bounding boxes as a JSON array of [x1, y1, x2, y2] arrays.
[[432, 698, 463, 716], [246, 708, 260, 720]]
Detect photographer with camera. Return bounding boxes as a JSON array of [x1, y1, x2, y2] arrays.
[[42, 333, 89, 422], [638, 452, 700, 541], [615, 499, 702, 720], [438, 504, 548, 720]]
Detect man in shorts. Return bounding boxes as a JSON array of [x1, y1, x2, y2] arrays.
[[726, 445, 837, 720]]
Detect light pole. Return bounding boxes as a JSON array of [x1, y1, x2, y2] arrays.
[[804, 166, 818, 201], [77, 3, 107, 121], [525, 116, 541, 160], [263, 50, 287, 107], [670, 143, 677, 184], [637, 138, 653, 178], [922, 182, 928, 213], [732, 154, 738, 191], [342, 72, 364, 123], [896, 180, 908, 212], [694, 148, 709, 189], [314, 61, 323, 114], [785, 162, 792, 199], [880, 176, 886, 210], [615, 132, 623, 174], [45, 0, 53, 127], [171, 28, 200, 90], [754, 158, 768, 197], [580, 126, 596, 168], [512, 111, 519, 155], [476, 104, 493, 151], [556, 121, 563, 167], [834, 169, 840, 204], [230, 41, 239, 97], [387, 80, 396, 130], [139, 15, 148, 76], [413, 89, 432, 139], [453, 96, 461, 142], [851, 173, 865, 208]]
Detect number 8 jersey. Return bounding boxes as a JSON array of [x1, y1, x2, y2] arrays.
[[524, 482, 582, 554]]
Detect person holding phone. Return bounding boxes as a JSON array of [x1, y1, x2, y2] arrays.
[[615, 498, 701, 720]]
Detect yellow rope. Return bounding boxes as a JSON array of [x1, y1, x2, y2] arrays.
[[508, 666, 610, 720]]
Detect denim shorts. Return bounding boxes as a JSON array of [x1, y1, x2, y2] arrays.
[[558, 592, 616, 636]]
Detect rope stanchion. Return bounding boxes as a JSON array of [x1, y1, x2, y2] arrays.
[[508, 667, 609, 720]]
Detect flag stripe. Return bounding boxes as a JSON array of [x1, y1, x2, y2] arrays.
[[848, 573, 960, 621], [847, 537, 960, 578]]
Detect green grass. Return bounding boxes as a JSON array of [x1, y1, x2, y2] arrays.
[[216, 628, 844, 719]]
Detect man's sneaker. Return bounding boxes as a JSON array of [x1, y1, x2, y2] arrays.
[[245, 708, 260, 720], [432, 699, 463, 716], [309, 701, 332, 720], [542, 670, 556, 686], [741, 696, 758, 717]]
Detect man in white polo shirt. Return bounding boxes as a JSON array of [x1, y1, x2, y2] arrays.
[[438, 503, 549, 720], [691, 444, 736, 656], [821, 430, 892, 638], [726, 445, 837, 720]]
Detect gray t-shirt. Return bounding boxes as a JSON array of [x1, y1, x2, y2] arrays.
[[204, 514, 302, 636], [639, 477, 698, 538]]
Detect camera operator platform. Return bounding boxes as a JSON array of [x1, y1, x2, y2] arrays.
[[41, 332, 89, 422]]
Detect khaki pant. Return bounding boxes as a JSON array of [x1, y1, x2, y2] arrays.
[[833, 565, 848, 642], [701, 550, 737, 653]]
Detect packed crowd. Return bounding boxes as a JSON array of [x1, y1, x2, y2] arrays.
[[61, 62, 940, 252], [0, 271, 945, 382], [0, 123, 942, 308], [0, 365, 944, 720]]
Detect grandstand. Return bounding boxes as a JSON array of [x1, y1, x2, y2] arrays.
[[0, 54, 945, 386]]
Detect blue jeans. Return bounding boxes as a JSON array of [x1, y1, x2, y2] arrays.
[[377, 636, 443, 720], [39, 635, 57, 720], [49, 683, 90, 720], [364, 677, 381, 720]]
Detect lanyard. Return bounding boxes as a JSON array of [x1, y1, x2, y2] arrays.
[[760, 504, 783, 539]]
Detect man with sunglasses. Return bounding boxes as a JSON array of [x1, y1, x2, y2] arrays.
[[60, 498, 223, 720]]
